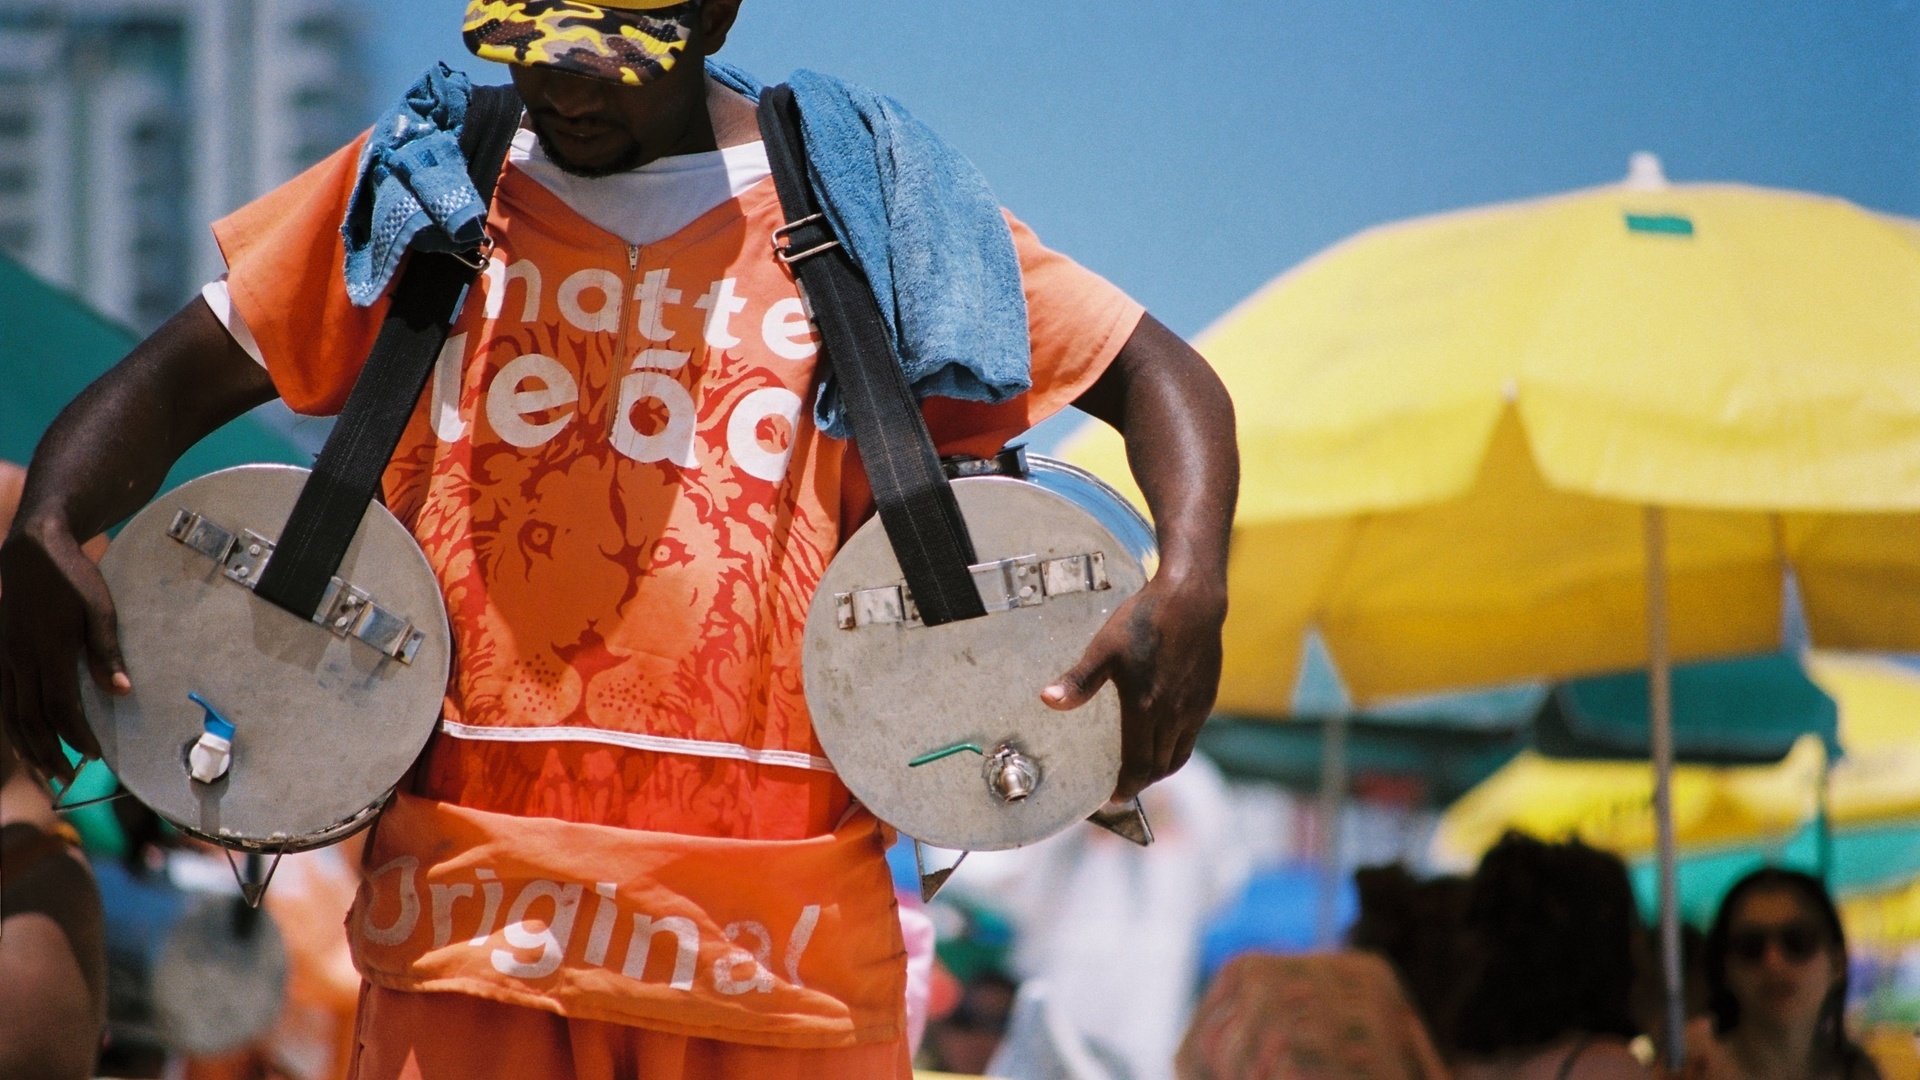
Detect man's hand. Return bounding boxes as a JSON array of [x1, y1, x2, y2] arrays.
[[0, 518, 125, 784], [1053, 314, 1238, 801], [1044, 572, 1226, 801], [0, 298, 276, 783]]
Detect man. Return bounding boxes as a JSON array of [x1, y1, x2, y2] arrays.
[[0, 2, 1237, 1077]]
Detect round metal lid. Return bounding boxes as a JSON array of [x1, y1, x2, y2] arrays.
[[803, 472, 1149, 851], [81, 465, 451, 851]]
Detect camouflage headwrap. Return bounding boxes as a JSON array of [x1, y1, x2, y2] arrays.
[[463, 0, 701, 86]]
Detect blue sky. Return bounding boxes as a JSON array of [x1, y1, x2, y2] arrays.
[[358, 1, 1920, 339]]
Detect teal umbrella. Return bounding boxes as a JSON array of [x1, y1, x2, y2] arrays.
[[1423, 653, 1859, 927], [1202, 653, 1838, 805], [0, 253, 306, 486], [1540, 653, 1842, 766], [1198, 709, 1535, 807], [1198, 630, 1542, 805], [1626, 818, 1920, 927]]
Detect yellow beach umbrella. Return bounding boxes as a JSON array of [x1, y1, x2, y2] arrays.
[[1843, 877, 1920, 950], [1066, 167, 1920, 710], [1065, 158, 1920, 1064], [1811, 653, 1920, 828], [1820, 657, 1920, 944]]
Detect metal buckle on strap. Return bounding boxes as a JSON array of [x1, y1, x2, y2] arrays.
[[165, 510, 428, 664], [773, 213, 841, 265], [450, 234, 496, 272]]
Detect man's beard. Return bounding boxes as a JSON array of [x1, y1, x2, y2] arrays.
[[532, 124, 649, 178]]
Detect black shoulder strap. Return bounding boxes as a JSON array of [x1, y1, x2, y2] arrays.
[[756, 85, 987, 627], [252, 84, 523, 621]]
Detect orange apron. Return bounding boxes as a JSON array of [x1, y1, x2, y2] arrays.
[[349, 794, 906, 1049]]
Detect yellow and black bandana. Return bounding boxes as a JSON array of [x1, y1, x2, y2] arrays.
[[463, 0, 700, 86]]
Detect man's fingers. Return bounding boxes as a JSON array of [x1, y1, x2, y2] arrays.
[[1042, 641, 1112, 711], [78, 574, 130, 696], [43, 654, 99, 762], [10, 670, 72, 784], [1111, 694, 1159, 801], [0, 666, 25, 773], [1170, 723, 1201, 776], [83, 626, 130, 696], [1114, 694, 1207, 802]]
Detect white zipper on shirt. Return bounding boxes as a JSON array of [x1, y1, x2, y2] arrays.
[[612, 245, 639, 432]]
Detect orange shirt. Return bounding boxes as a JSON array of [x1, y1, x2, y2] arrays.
[[214, 133, 1144, 845]]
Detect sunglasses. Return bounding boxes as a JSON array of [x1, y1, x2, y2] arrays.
[[1727, 922, 1827, 965]]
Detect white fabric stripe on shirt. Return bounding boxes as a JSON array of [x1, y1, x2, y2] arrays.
[[437, 719, 837, 774]]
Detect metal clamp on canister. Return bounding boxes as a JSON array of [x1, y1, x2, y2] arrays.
[[834, 551, 1111, 630], [165, 509, 428, 664]]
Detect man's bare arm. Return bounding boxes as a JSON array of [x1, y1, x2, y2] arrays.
[[0, 298, 276, 780], [1049, 313, 1239, 800]]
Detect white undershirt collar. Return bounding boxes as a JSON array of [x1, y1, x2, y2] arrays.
[[506, 127, 772, 248]]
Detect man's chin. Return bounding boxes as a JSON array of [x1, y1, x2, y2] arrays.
[[533, 128, 648, 178]]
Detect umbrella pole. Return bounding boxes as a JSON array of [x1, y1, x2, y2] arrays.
[[1816, 762, 1833, 883], [1646, 506, 1686, 1070], [1316, 708, 1349, 947]]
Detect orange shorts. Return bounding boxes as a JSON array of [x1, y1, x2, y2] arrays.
[[346, 984, 912, 1080]]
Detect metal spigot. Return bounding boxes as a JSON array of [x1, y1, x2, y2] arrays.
[[983, 744, 1040, 803]]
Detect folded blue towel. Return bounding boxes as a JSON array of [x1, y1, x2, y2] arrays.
[[341, 63, 1032, 436], [706, 62, 1031, 437], [341, 63, 494, 307]]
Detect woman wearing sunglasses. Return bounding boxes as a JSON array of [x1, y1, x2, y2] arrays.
[[1691, 869, 1879, 1080]]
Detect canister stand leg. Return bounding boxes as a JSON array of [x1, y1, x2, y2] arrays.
[[1087, 798, 1154, 847], [913, 841, 969, 903], [52, 785, 132, 814], [224, 848, 284, 908]]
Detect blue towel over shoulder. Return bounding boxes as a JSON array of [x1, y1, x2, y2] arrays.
[[341, 64, 494, 307], [707, 62, 1031, 437], [341, 62, 1031, 438]]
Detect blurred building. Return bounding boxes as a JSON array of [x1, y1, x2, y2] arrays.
[[0, 1, 365, 333]]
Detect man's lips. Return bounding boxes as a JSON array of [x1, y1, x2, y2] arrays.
[[541, 116, 620, 144]]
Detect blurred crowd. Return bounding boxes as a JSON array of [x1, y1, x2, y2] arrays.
[[1179, 834, 1883, 1080], [900, 819, 1891, 1080]]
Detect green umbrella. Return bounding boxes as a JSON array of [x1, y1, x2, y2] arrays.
[[1626, 818, 1920, 928], [1198, 709, 1534, 808], [0, 252, 306, 486], [1541, 653, 1842, 765]]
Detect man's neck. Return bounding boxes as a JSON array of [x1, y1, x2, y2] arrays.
[[705, 75, 762, 149]]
